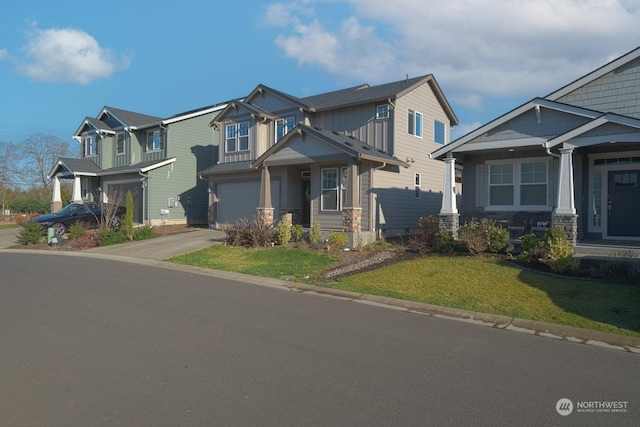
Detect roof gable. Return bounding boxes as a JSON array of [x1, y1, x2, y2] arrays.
[[209, 100, 274, 126], [73, 117, 115, 137], [99, 106, 163, 129], [253, 124, 408, 168]]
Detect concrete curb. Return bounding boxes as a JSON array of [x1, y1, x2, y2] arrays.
[[3, 248, 639, 354]]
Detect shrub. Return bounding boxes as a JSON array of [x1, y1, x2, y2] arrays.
[[308, 221, 322, 246], [18, 222, 45, 245], [406, 230, 436, 254], [327, 231, 348, 251], [517, 233, 548, 264], [220, 217, 274, 248], [417, 216, 439, 233], [11, 195, 50, 214], [291, 224, 304, 242], [519, 233, 539, 252], [433, 230, 455, 254], [98, 229, 127, 246], [275, 217, 292, 245], [68, 221, 86, 240], [122, 190, 135, 241], [543, 226, 579, 273], [133, 226, 156, 241], [459, 219, 509, 255]]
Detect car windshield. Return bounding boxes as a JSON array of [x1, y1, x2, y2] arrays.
[[55, 204, 81, 215]]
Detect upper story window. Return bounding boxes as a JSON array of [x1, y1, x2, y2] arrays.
[[147, 130, 161, 152], [408, 109, 423, 137], [226, 122, 250, 152], [434, 120, 445, 144], [116, 132, 125, 155], [275, 117, 296, 142], [83, 134, 96, 157], [488, 160, 548, 208], [376, 104, 389, 119]]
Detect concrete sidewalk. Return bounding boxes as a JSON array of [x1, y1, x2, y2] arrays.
[[0, 227, 19, 248]]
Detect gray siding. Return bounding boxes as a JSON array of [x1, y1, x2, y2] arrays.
[[556, 57, 640, 119]]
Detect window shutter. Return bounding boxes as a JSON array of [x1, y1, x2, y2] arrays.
[[475, 163, 487, 208]]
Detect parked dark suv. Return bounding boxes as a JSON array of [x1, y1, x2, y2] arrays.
[[30, 202, 125, 235]]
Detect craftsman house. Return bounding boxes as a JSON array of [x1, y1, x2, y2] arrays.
[[199, 75, 458, 247], [431, 47, 640, 243], [49, 104, 225, 225]]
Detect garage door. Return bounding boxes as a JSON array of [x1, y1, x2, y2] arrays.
[[216, 181, 280, 225]]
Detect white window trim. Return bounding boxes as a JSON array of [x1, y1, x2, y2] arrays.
[[147, 130, 161, 152], [84, 134, 96, 157], [225, 121, 250, 153], [434, 119, 446, 144], [116, 132, 125, 156], [486, 158, 551, 212], [376, 104, 389, 119], [414, 173, 421, 199], [275, 117, 295, 142], [408, 109, 423, 138], [321, 166, 356, 211]]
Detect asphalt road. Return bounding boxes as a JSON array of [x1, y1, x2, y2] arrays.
[[0, 253, 638, 426]]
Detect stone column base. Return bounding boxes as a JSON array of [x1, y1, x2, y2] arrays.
[[50, 200, 63, 213], [552, 213, 578, 244], [342, 208, 362, 233], [256, 208, 274, 226], [438, 213, 460, 239]]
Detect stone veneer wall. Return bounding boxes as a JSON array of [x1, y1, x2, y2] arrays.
[[438, 213, 460, 239], [552, 213, 578, 244]]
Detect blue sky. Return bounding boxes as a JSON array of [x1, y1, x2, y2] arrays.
[[1, 0, 640, 147]]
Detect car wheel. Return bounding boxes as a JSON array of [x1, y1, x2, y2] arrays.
[[111, 215, 121, 229], [52, 223, 67, 235]]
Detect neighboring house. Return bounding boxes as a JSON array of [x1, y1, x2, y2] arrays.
[[431, 47, 640, 243], [199, 75, 458, 247], [49, 104, 225, 225]]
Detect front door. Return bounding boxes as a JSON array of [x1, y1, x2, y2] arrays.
[[608, 170, 640, 236]]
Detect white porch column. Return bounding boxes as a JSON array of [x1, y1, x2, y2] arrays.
[[72, 175, 83, 203], [51, 176, 61, 204], [555, 148, 575, 215], [440, 155, 458, 214]]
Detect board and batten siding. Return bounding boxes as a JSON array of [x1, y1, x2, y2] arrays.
[[218, 110, 259, 163], [371, 82, 450, 232], [312, 104, 391, 153], [556, 56, 640, 119]]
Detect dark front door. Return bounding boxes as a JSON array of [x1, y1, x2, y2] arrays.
[[608, 170, 640, 236], [302, 179, 311, 227]]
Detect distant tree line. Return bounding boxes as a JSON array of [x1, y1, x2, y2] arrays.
[[1, 133, 73, 214]]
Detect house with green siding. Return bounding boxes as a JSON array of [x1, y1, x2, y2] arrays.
[[49, 103, 225, 226], [199, 75, 458, 247]]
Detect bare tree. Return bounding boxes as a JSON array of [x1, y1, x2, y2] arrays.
[[20, 133, 71, 191], [0, 141, 19, 213]]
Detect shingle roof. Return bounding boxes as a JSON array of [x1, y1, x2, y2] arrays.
[[58, 157, 102, 174], [85, 117, 114, 132], [198, 160, 254, 175], [103, 106, 163, 128], [301, 75, 429, 110]]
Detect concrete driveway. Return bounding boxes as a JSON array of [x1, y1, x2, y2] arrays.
[[0, 226, 19, 248]]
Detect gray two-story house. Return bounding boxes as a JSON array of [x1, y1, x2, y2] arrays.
[[199, 75, 458, 247], [49, 104, 225, 226]]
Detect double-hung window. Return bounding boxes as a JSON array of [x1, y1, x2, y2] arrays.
[[321, 167, 351, 211], [376, 104, 389, 119], [226, 122, 250, 152], [116, 132, 125, 155], [147, 130, 161, 152], [488, 161, 548, 208], [84, 135, 96, 157], [408, 109, 423, 137], [275, 117, 295, 142]]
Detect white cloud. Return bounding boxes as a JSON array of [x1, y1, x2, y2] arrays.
[[265, 0, 640, 102], [20, 27, 131, 84]]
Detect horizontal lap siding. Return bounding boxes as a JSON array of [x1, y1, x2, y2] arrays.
[[372, 84, 449, 231]]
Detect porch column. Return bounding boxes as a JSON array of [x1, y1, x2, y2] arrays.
[[555, 148, 575, 215], [71, 175, 83, 203], [50, 175, 62, 213], [256, 165, 274, 225], [553, 148, 578, 244], [439, 154, 459, 239], [342, 160, 362, 233]]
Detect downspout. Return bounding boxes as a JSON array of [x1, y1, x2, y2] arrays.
[[544, 142, 560, 159], [139, 170, 150, 225]]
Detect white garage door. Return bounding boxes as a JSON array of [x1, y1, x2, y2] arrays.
[[216, 181, 280, 225]]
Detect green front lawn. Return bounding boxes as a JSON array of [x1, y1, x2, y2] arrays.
[[0, 223, 18, 229], [169, 246, 640, 338]]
